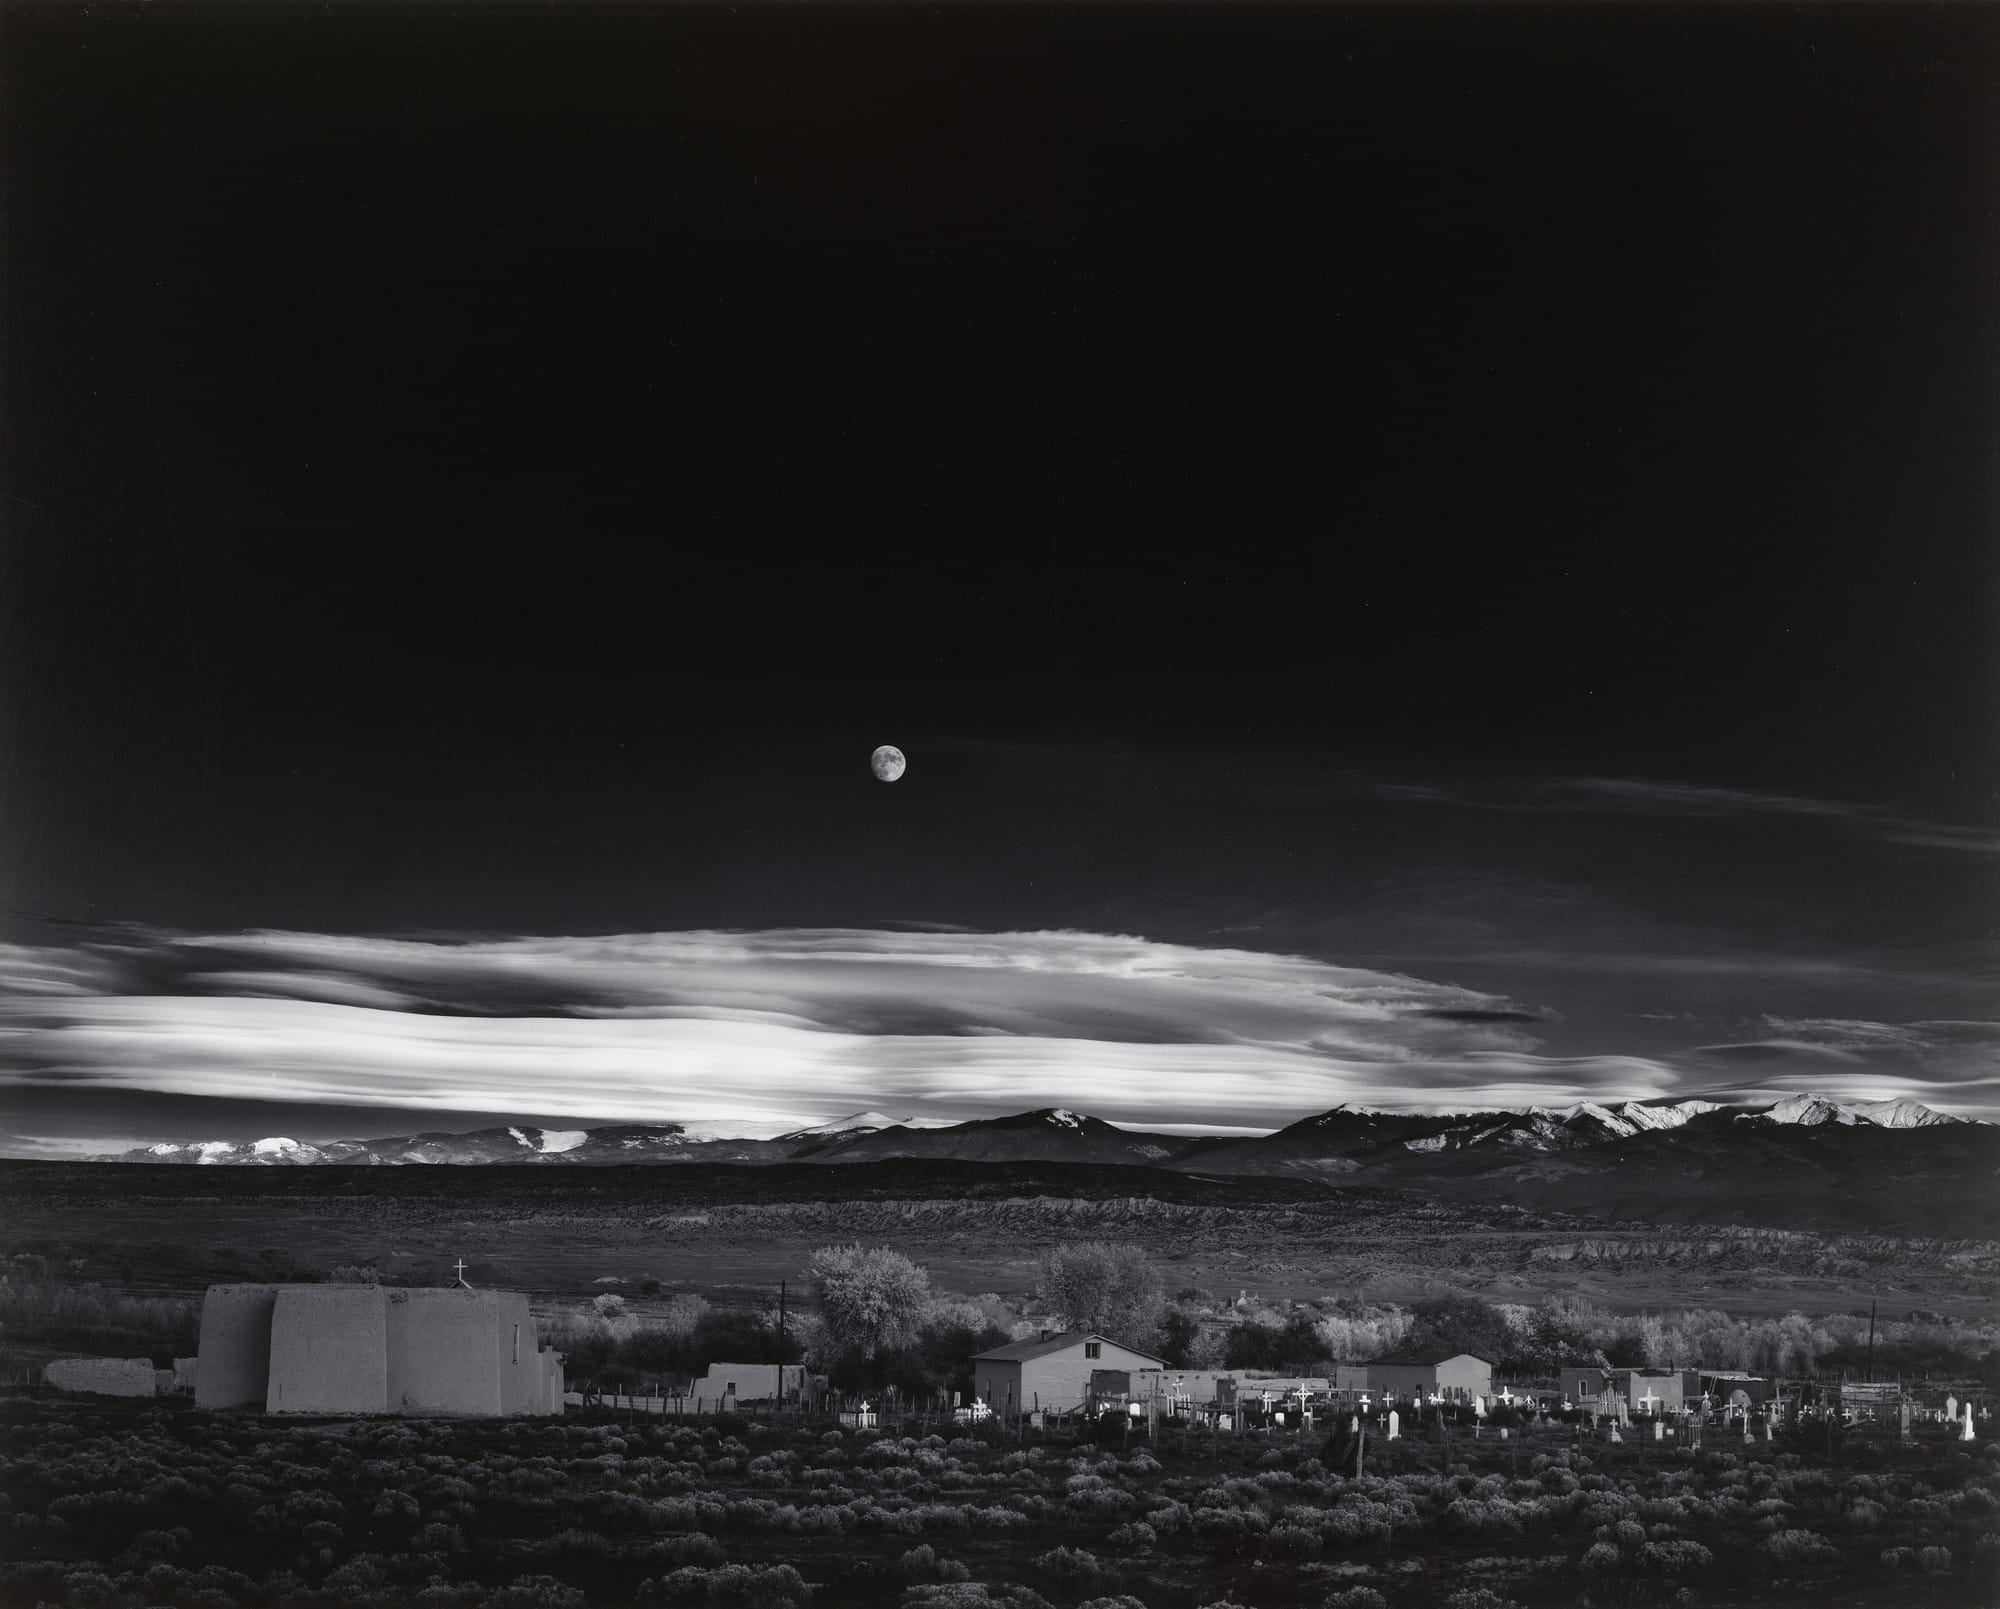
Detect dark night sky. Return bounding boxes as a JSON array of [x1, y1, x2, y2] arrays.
[[1, 2, 1995, 1148]]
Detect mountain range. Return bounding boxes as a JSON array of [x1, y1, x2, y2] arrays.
[[102, 1093, 1974, 1171]]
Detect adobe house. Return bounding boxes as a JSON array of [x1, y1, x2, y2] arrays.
[[194, 1282, 564, 1416], [972, 1330, 1166, 1415], [688, 1361, 808, 1406], [1610, 1367, 1699, 1414], [1698, 1369, 1774, 1407], [1359, 1349, 1493, 1402]]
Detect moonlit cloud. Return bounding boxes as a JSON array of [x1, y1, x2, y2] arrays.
[[0, 928, 1993, 1136]]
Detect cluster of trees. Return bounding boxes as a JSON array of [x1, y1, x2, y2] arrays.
[[541, 1240, 2000, 1395], [0, 1252, 197, 1358]]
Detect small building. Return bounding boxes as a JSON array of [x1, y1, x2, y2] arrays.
[[1612, 1367, 1698, 1414], [195, 1282, 564, 1416], [1360, 1350, 1492, 1403], [688, 1362, 807, 1406], [972, 1330, 1166, 1415], [1561, 1366, 1610, 1404], [1699, 1370, 1774, 1407]]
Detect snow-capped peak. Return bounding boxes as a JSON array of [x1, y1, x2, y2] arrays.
[[1845, 1097, 1957, 1129], [1767, 1094, 1857, 1126], [1045, 1109, 1085, 1129], [534, 1129, 588, 1154], [1757, 1094, 1960, 1129], [1615, 1099, 1721, 1131], [251, 1137, 303, 1155], [793, 1111, 911, 1135]]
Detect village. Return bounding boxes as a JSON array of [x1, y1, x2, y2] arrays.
[[9, 1243, 1999, 1608], [29, 1252, 1992, 1454]]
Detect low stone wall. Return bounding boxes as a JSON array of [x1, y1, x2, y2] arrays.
[[44, 1357, 161, 1397]]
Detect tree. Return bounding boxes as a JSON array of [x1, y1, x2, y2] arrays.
[[810, 1245, 934, 1379], [1037, 1242, 1165, 1347], [1405, 1295, 1513, 1365], [1224, 1314, 1331, 1371]]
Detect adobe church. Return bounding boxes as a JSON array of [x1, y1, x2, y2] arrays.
[[195, 1282, 565, 1416]]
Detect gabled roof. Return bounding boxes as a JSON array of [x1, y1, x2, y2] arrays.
[[1362, 1350, 1493, 1368], [972, 1329, 1167, 1366]]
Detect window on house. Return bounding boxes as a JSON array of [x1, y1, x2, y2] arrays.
[[1085, 1342, 1101, 1359]]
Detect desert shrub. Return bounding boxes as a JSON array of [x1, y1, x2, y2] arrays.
[[1757, 1529, 1841, 1574], [1635, 1540, 1712, 1575], [900, 1589, 1053, 1609], [894, 1547, 971, 1584], [489, 1576, 590, 1609], [1322, 1591, 1388, 1609], [1918, 1546, 1952, 1574], [1444, 1591, 1521, 1609], [1581, 1542, 1624, 1575], [639, 1564, 813, 1609], [1262, 1523, 1322, 1560], [1076, 1599, 1148, 1609], [1107, 1521, 1155, 1550], [1032, 1546, 1110, 1588]]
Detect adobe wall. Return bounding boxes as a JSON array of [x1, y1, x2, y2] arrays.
[[691, 1362, 802, 1403], [195, 1284, 280, 1409], [267, 1286, 388, 1414], [386, 1288, 509, 1415], [44, 1357, 160, 1397], [174, 1357, 199, 1391]]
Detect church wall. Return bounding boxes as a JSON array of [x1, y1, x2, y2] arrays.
[[267, 1286, 389, 1414], [195, 1284, 280, 1409], [386, 1288, 506, 1415]]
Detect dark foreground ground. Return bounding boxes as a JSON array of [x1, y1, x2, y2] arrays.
[[2, 1392, 1996, 1609]]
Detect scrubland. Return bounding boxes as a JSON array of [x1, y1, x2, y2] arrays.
[[3, 1395, 1997, 1609]]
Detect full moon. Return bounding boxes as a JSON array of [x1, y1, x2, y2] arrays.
[[870, 744, 906, 782]]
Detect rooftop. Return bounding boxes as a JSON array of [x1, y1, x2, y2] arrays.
[[1363, 1349, 1493, 1368], [972, 1330, 1166, 1366]]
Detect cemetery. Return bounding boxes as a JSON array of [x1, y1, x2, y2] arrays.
[[4, 1375, 1997, 1609]]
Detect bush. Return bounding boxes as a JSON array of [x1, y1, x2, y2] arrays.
[[1322, 1590, 1389, 1609], [1031, 1546, 1109, 1588], [894, 1547, 971, 1585], [1635, 1540, 1712, 1575], [1758, 1529, 1841, 1574], [639, 1564, 813, 1609]]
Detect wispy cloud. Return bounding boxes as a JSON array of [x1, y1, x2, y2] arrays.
[[0, 928, 1547, 1131], [1321, 773, 2000, 855], [2, 929, 1992, 1134]]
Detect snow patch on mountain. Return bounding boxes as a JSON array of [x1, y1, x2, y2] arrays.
[[1756, 1094, 1960, 1128]]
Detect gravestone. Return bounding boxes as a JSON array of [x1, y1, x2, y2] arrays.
[[1387, 1409, 1401, 1441]]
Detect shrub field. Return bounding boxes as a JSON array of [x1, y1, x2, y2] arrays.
[[3, 1395, 1997, 1609]]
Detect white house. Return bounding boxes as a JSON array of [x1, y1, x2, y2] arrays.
[[972, 1330, 1166, 1415]]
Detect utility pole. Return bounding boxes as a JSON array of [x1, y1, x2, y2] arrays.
[[778, 1279, 788, 1353], [1865, 1298, 1876, 1380]]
